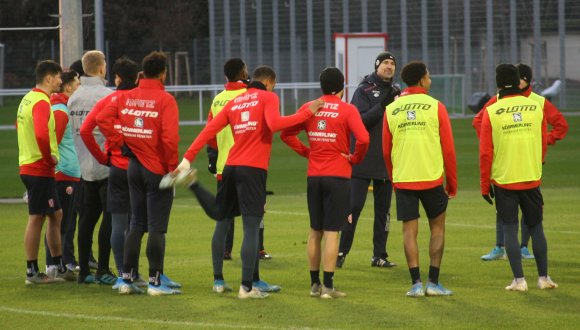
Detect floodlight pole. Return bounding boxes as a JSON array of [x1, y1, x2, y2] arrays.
[[59, 0, 83, 68]]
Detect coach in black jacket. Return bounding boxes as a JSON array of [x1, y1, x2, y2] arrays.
[[337, 52, 400, 269]]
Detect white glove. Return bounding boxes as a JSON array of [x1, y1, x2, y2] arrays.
[[176, 158, 191, 173]]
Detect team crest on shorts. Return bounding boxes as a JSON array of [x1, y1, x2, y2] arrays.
[[407, 111, 416, 120], [48, 199, 54, 208], [373, 90, 381, 98], [513, 113, 522, 122], [134, 118, 144, 128], [241, 111, 250, 122], [317, 120, 327, 130]]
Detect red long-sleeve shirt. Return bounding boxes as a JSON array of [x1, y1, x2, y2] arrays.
[[473, 88, 568, 148], [280, 94, 369, 178], [81, 90, 130, 170], [19, 88, 55, 177], [382, 87, 457, 197], [479, 94, 548, 195], [96, 79, 179, 175], [183, 85, 314, 170]]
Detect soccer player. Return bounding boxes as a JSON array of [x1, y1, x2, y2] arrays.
[[18, 60, 66, 284], [337, 51, 399, 269], [281, 67, 369, 299], [382, 61, 457, 297], [68, 50, 115, 284], [177, 66, 323, 299], [97, 51, 181, 296], [43, 70, 81, 280], [81, 57, 151, 289], [479, 64, 557, 291], [474, 63, 569, 261]]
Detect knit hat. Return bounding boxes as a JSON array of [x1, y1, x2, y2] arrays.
[[375, 51, 396, 71], [401, 61, 427, 86], [319, 67, 345, 95], [517, 63, 533, 86], [495, 64, 520, 89]]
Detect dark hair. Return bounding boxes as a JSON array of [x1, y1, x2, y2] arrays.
[[142, 51, 167, 78], [35, 60, 62, 84], [224, 58, 246, 82], [319, 67, 344, 95], [252, 65, 276, 82], [59, 70, 79, 92], [113, 57, 139, 84], [401, 61, 428, 86], [69, 59, 85, 76]]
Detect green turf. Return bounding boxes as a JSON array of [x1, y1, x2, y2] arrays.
[[0, 117, 579, 329]]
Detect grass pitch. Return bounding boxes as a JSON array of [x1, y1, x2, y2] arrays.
[[0, 117, 579, 329]]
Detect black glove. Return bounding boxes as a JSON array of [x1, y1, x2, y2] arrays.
[[206, 146, 218, 175], [380, 85, 401, 108], [482, 186, 494, 205], [120, 144, 135, 158]]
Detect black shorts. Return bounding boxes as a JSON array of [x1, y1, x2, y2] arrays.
[[494, 185, 543, 226], [217, 165, 266, 219], [307, 177, 350, 231], [127, 158, 173, 233], [107, 165, 130, 213], [21, 175, 61, 215], [395, 185, 448, 221]]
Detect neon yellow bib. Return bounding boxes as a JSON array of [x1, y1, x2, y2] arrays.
[[385, 93, 443, 183], [210, 88, 246, 174], [17, 90, 59, 166], [486, 96, 543, 184]]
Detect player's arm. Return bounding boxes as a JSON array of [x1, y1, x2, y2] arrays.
[[351, 87, 383, 129], [32, 100, 56, 166], [543, 99, 568, 145], [479, 110, 493, 196], [52, 108, 68, 144], [96, 95, 124, 149], [206, 107, 218, 150], [160, 97, 180, 172], [438, 102, 457, 197], [264, 94, 320, 132], [472, 96, 496, 139], [345, 109, 369, 164], [81, 98, 109, 165], [180, 105, 230, 169], [382, 114, 394, 181], [280, 121, 309, 158]]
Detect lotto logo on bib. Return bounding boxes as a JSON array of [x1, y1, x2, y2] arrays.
[[317, 120, 327, 130], [407, 111, 416, 120], [513, 113, 522, 122]]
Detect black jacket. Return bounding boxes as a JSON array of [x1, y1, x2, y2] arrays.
[[350, 72, 400, 180]]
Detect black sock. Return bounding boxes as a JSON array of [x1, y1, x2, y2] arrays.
[[27, 260, 39, 276], [310, 270, 320, 286], [253, 269, 260, 282], [214, 274, 224, 281], [52, 255, 66, 273], [409, 267, 421, 285], [428, 266, 440, 285], [323, 271, 334, 289], [149, 270, 161, 286], [520, 244, 527, 248], [241, 280, 252, 291]]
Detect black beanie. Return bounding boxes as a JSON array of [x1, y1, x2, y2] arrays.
[[401, 61, 427, 86], [375, 51, 396, 71], [319, 67, 344, 95], [517, 63, 532, 86], [495, 64, 520, 89]]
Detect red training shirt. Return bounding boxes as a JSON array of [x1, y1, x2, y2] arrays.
[[280, 94, 369, 178], [96, 79, 179, 175], [183, 84, 314, 170]]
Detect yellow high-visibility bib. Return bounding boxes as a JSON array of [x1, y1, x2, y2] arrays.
[[386, 93, 443, 183], [486, 95, 543, 184], [210, 88, 246, 174]]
